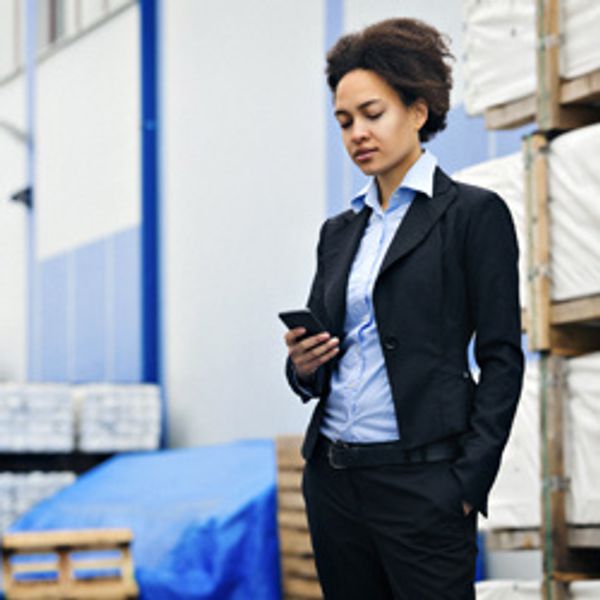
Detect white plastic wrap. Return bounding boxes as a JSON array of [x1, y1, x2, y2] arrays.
[[463, 0, 600, 114], [482, 359, 540, 530], [547, 124, 600, 302], [565, 352, 600, 525], [453, 124, 600, 303], [476, 580, 541, 599], [0, 384, 74, 452], [75, 384, 161, 452], [0, 471, 75, 532], [463, 0, 535, 115], [453, 153, 527, 307], [476, 581, 600, 599]]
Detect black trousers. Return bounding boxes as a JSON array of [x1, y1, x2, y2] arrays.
[[302, 444, 478, 600]]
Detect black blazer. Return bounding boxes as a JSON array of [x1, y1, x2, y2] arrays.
[[287, 166, 524, 516]]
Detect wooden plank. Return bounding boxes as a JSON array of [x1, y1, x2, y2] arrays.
[[278, 470, 303, 490], [279, 510, 309, 531], [278, 491, 306, 511], [283, 576, 322, 599], [550, 296, 600, 325], [484, 94, 536, 130], [279, 529, 313, 556], [3, 529, 133, 551], [282, 556, 318, 579], [4, 580, 138, 599], [484, 528, 541, 551], [536, 0, 560, 130], [524, 134, 551, 351], [560, 68, 600, 104]]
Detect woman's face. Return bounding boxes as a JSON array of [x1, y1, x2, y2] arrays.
[[334, 69, 427, 183]]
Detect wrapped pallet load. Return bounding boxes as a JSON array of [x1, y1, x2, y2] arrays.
[[463, 0, 600, 115], [453, 123, 600, 305], [479, 351, 600, 530]]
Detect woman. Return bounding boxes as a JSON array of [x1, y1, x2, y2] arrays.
[[284, 18, 524, 600]]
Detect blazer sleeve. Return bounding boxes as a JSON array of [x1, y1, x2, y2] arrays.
[[285, 220, 330, 403], [451, 191, 525, 516]]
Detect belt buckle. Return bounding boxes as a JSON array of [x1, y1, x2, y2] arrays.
[[328, 440, 349, 470]]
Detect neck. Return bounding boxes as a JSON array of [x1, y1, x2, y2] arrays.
[[377, 146, 423, 210]]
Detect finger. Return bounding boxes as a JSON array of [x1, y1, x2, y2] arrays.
[[284, 327, 306, 346], [297, 332, 331, 352], [293, 337, 339, 367], [300, 345, 340, 373]]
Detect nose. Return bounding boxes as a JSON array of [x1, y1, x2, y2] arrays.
[[350, 120, 369, 144]]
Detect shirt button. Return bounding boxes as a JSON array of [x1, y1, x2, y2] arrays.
[[351, 403, 358, 414], [383, 336, 398, 351]]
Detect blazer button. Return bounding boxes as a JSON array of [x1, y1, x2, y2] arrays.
[[462, 370, 470, 379], [383, 337, 398, 351]]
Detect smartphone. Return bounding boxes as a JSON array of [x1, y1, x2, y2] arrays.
[[278, 309, 327, 339]]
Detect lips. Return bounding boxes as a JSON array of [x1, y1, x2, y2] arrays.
[[353, 148, 377, 162]]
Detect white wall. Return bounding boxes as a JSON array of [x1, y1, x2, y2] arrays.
[[0, 76, 27, 381], [0, 0, 19, 80], [36, 4, 140, 261], [162, 0, 326, 446]]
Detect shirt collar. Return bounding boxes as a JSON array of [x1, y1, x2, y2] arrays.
[[350, 149, 438, 213]]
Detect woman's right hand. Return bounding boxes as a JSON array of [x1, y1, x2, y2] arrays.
[[285, 328, 340, 382]]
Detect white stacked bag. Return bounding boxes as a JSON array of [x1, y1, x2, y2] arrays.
[[453, 123, 600, 305], [482, 351, 600, 529], [0, 384, 74, 452], [75, 384, 161, 452], [0, 471, 75, 532], [463, 0, 600, 115], [476, 580, 600, 599]]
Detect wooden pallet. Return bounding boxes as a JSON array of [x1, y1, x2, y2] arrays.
[[485, 526, 600, 552], [2, 529, 138, 599], [523, 132, 600, 356], [483, 0, 600, 131], [276, 436, 322, 600]]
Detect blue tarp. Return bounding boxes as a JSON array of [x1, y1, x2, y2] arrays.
[[9, 440, 282, 600]]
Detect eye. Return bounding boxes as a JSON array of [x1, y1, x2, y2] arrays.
[[338, 120, 352, 130], [366, 112, 383, 121]]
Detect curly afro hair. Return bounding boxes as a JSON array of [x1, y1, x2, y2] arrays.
[[326, 18, 454, 142]]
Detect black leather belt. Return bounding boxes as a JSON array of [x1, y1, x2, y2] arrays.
[[314, 434, 460, 469]]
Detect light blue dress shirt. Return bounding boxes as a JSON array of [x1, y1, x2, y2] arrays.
[[320, 150, 438, 443]]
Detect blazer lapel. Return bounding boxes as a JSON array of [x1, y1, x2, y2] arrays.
[[378, 167, 457, 278], [323, 206, 371, 337]]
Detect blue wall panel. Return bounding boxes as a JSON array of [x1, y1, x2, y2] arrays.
[[73, 240, 107, 382], [113, 227, 142, 382], [39, 256, 69, 381], [35, 226, 142, 384], [426, 105, 489, 173]]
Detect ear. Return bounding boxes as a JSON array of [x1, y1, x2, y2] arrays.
[[411, 99, 428, 132]]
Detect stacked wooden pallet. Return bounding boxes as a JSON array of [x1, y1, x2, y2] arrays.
[[276, 436, 321, 600], [462, 1, 600, 597], [1, 528, 138, 599]]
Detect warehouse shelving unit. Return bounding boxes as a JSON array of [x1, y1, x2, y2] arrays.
[[480, 1, 600, 598]]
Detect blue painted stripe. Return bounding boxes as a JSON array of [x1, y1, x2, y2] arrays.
[[325, 0, 345, 217], [140, 0, 166, 445]]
